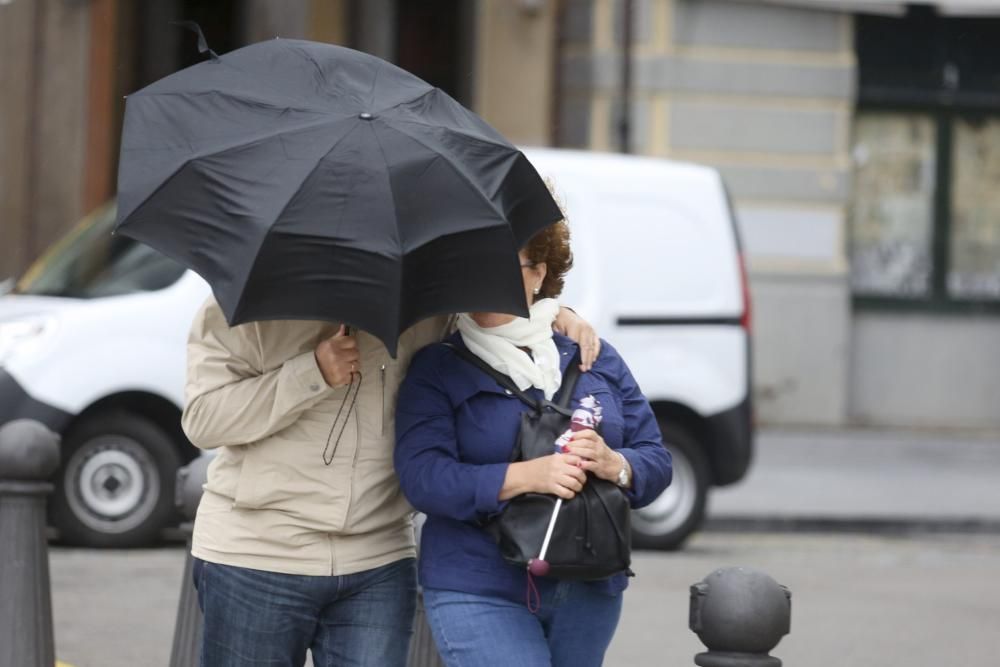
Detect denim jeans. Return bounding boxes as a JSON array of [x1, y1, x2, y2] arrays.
[[422, 582, 623, 667], [192, 557, 417, 667]]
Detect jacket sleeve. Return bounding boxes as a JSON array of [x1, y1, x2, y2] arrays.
[[394, 348, 509, 522], [180, 298, 335, 449], [601, 342, 673, 508]]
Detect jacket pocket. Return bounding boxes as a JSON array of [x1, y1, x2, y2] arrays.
[[231, 440, 290, 509]]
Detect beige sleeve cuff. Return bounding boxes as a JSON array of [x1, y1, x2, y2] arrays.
[[285, 349, 336, 398]]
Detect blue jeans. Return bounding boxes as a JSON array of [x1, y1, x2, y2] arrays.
[[422, 583, 623, 667], [192, 557, 417, 667]]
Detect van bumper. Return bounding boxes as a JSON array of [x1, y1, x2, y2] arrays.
[[705, 395, 754, 486], [0, 368, 72, 433]]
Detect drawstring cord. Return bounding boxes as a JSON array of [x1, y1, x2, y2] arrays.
[[525, 569, 541, 614], [322, 370, 362, 465]]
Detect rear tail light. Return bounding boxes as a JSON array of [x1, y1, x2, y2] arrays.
[[738, 251, 752, 332]]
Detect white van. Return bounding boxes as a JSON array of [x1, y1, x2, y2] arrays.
[[0, 147, 752, 549]]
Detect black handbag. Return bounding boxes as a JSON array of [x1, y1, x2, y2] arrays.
[[445, 343, 632, 582]]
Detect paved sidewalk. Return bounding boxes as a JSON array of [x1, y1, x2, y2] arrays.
[[44, 427, 1000, 666], [50, 533, 1000, 667], [707, 427, 1000, 532]]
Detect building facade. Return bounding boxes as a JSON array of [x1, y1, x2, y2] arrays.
[[2, 0, 999, 429]]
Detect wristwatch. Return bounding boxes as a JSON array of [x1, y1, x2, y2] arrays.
[[614, 451, 631, 488]]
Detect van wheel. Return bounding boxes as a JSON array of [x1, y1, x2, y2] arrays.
[[50, 411, 182, 548], [631, 421, 709, 551]]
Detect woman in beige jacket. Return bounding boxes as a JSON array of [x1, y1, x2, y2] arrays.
[[180, 297, 599, 667]]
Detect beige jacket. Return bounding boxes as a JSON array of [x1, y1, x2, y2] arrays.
[[181, 297, 447, 576]]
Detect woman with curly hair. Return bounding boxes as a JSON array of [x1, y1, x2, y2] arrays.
[[394, 214, 672, 666]]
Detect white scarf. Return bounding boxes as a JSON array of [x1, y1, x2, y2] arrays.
[[457, 298, 562, 399]]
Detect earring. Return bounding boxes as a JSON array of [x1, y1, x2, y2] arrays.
[[533, 286, 541, 295]]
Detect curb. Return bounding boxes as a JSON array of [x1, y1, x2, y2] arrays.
[[704, 515, 1000, 536]]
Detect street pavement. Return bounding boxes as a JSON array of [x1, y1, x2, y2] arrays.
[[708, 427, 1000, 531], [50, 532, 1000, 667], [45, 427, 1000, 666]]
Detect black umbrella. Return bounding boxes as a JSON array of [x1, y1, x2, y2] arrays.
[[115, 38, 562, 355]]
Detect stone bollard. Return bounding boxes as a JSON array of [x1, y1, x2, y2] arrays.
[[169, 455, 211, 667], [0, 419, 61, 667], [689, 566, 791, 667]]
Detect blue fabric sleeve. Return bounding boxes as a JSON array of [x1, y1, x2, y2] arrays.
[[599, 341, 673, 508], [394, 347, 509, 522]]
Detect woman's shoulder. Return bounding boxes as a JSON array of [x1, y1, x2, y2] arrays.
[[550, 332, 619, 363], [407, 333, 464, 377], [587, 340, 633, 392], [403, 334, 502, 404]]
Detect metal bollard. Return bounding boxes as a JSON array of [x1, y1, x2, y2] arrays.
[[406, 513, 445, 667], [169, 455, 211, 667], [689, 566, 791, 667], [0, 419, 61, 667], [406, 593, 445, 667]]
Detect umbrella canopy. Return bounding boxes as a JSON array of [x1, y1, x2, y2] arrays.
[[115, 39, 562, 355]]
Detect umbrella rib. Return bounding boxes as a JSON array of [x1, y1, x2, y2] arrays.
[[368, 61, 383, 109], [367, 121, 404, 337], [117, 115, 356, 225], [121, 112, 349, 158], [135, 88, 331, 116], [130, 89, 330, 113], [379, 86, 435, 115], [387, 117, 520, 202], [384, 121, 512, 224], [390, 115, 515, 151], [227, 41, 343, 112], [293, 44, 333, 94], [385, 88, 512, 151], [229, 121, 363, 323]]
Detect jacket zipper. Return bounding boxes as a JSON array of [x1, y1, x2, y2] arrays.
[[341, 377, 365, 533], [380, 364, 387, 436]]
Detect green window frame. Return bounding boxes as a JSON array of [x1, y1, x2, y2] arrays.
[[851, 11, 1000, 314]]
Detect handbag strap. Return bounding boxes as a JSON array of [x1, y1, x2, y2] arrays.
[[443, 342, 582, 413]]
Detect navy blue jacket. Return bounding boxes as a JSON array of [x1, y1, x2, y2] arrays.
[[394, 333, 672, 603]]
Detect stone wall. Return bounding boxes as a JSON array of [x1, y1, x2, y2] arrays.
[[557, 0, 856, 424]]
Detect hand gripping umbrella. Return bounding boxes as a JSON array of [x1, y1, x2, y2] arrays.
[[115, 38, 562, 355]]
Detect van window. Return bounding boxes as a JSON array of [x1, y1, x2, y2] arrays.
[[15, 203, 186, 299]]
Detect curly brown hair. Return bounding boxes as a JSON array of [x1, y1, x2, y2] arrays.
[[523, 218, 573, 300]]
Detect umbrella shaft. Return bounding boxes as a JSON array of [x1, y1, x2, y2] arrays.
[[538, 498, 563, 561]]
